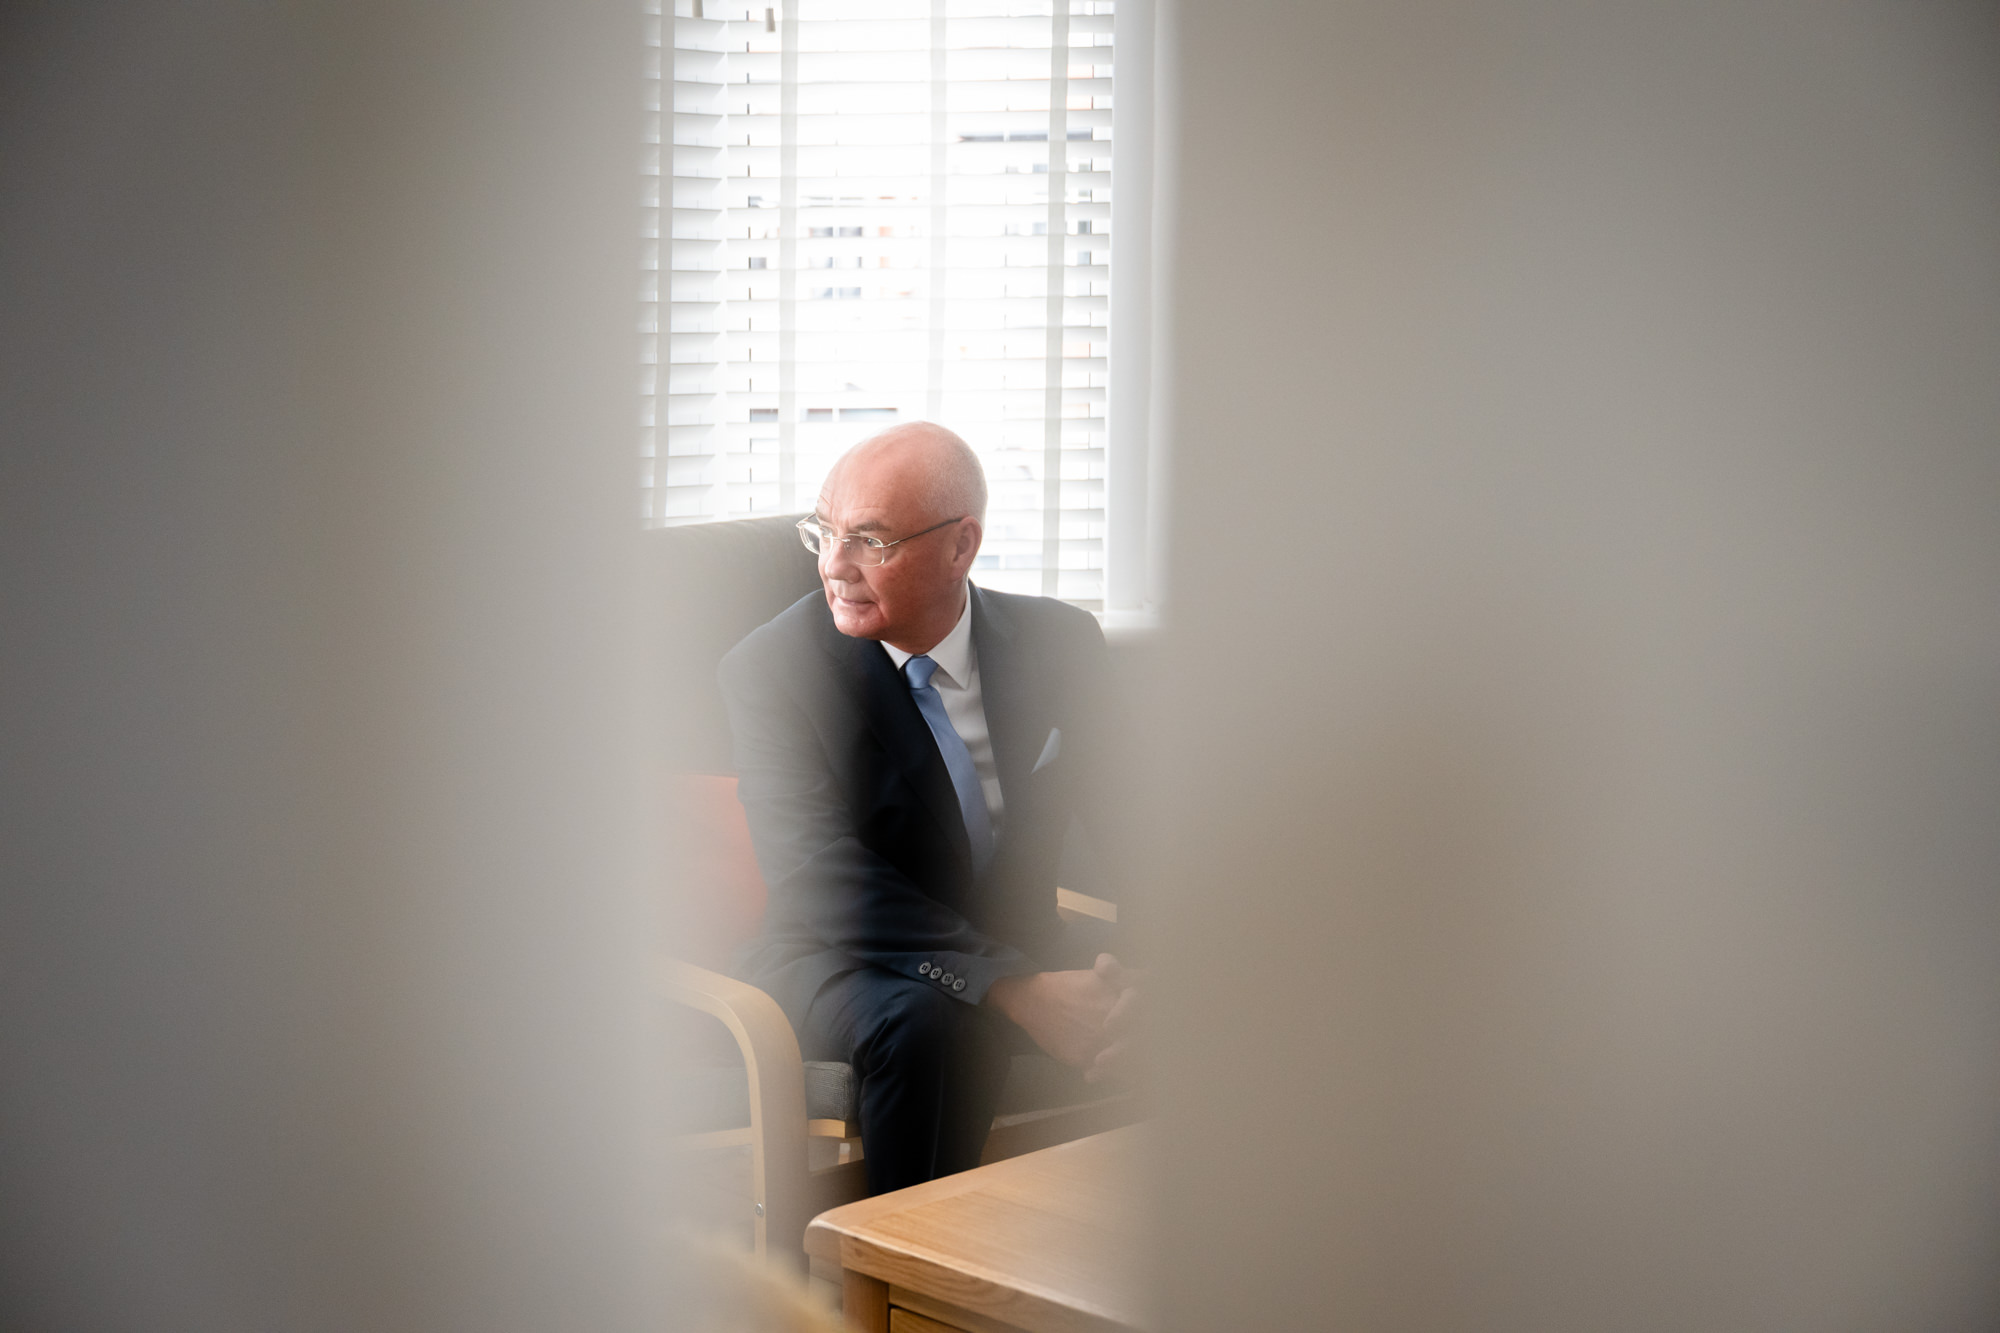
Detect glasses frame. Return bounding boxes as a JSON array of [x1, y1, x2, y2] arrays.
[[796, 514, 969, 566]]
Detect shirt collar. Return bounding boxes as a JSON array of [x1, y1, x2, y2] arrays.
[[882, 585, 975, 687]]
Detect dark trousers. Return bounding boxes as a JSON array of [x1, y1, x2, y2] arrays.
[[799, 921, 1114, 1194], [800, 967, 1021, 1194]]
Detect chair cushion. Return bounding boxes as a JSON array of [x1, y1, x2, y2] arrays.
[[665, 1059, 858, 1133], [668, 773, 768, 968], [804, 1060, 859, 1122]]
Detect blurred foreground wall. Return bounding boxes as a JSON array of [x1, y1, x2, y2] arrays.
[[7, 2, 1999, 1330], [0, 3, 659, 1330], [1146, 2, 2000, 1328]]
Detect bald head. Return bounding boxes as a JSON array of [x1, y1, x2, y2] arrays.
[[830, 422, 988, 526], [813, 421, 988, 652]]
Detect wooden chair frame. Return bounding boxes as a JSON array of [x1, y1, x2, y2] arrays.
[[665, 888, 1137, 1267]]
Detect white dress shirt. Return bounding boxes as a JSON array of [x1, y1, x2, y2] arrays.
[[881, 587, 1005, 833]]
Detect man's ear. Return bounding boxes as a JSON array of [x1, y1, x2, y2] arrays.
[[953, 518, 983, 573]]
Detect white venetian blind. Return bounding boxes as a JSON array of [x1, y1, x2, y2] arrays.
[[642, 0, 1115, 606]]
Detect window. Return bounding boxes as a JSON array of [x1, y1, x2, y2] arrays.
[[642, 0, 1117, 606]]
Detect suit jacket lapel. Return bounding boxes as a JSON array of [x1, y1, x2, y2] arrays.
[[969, 584, 1036, 814], [811, 596, 973, 871]]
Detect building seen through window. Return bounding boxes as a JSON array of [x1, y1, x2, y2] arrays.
[[643, 0, 1116, 605]]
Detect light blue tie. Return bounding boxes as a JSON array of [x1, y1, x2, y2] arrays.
[[903, 653, 995, 873]]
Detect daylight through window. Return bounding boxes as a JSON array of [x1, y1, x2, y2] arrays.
[[643, 0, 1116, 606]]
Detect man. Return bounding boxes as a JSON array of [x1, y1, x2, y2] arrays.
[[719, 422, 1136, 1193]]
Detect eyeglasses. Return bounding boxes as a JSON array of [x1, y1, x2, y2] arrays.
[[796, 514, 968, 566]]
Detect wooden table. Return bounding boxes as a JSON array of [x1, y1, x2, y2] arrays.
[[805, 1124, 1149, 1333]]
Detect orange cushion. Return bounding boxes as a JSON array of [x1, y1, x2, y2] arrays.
[[667, 773, 769, 969]]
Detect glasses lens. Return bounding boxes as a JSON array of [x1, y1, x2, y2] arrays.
[[800, 523, 889, 565]]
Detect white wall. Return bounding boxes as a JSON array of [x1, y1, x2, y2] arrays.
[[0, 4, 660, 1329], [1146, 3, 2000, 1327]]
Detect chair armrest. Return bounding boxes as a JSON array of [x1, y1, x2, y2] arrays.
[[1055, 886, 1117, 924], [662, 958, 807, 1112], [662, 959, 810, 1261]]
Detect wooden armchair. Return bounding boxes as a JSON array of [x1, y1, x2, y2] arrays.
[[663, 773, 1137, 1268]]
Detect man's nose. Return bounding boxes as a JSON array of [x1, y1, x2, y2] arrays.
[[821, 538, 861, 582]]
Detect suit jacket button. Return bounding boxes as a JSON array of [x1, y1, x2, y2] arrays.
[[919, 963, 932, 976], [952, 978, 966, 992], [940, 972, 954, 986]]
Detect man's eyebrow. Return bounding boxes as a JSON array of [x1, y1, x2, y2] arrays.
[[812, 513, 889, 535]]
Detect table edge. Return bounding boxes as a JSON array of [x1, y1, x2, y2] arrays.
[[815, 1229, 1140, 1333]]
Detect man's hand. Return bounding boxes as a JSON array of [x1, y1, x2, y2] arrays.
[[1085, 953, 1144, 1084], [985, 961, 1121, 1068], [987, 953, 1145, 1074]]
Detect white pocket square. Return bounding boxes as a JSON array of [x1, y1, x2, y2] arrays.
[[1032, 726, 1062, 773]]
